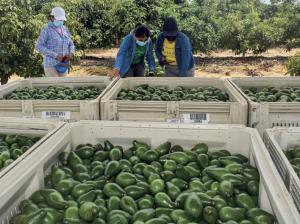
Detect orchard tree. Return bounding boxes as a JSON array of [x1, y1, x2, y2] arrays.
[[75, 0, 113, 48], [264, 1, 300, 49], [178, 0, 219, 53], [218, 13, 246, 55], [218, 5, 277, 56], [110, 0, 144, 44], [0, 0, 44, 84], [242, 11, 276, 55], [133, 0, 179, 39], [280, 3, 300, 49]]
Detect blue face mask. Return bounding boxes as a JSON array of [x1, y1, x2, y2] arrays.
[[136, 40, 147, 47], [53, 20, 64, 27]]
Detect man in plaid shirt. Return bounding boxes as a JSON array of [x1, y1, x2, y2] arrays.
[[36, 7, 75, 77]]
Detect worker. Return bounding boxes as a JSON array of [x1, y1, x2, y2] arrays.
[[36, 7, 75, 77], [111, 25, 155, 79], [155, 17, 195, 77]]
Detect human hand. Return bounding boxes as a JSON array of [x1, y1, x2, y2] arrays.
[[56, 55, 64, 62], [109, 68, 120, 80], [64, 53, 73, 62]]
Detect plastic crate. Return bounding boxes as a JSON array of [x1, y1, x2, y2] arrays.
[[264, 127, 300, 212], [0, 121, 298, 223], [101, 77, 247, 124], [0, 117, 64, 179], [229, 77, 300, 136], [0, 77, 118, 121]]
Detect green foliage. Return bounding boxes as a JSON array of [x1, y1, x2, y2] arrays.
[[134, 0, 179, 38], [218, 10, 276, 55], [178, 1, 219, 53], [280, 4, 300, 49], [264, 2, 300, 49], [0, 0, 44, 84], [286, 53, 300, 76], [110, 0, 144, 44]]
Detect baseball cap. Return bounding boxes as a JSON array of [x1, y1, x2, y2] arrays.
[[163, 17, 179, 37]]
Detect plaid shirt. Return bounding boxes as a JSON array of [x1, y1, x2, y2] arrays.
[[35, 25, 75, 68]]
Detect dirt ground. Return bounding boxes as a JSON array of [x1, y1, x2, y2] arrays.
[[68, 47, 300, 78], [7, 47, 299, 82]]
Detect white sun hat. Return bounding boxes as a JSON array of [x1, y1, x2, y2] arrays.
[[51, 7, 67, 21]]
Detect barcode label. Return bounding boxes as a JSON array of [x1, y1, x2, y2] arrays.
[[181, 113, 209, 124], [190, 112, 207, 121], [42, 111, 71, 120]]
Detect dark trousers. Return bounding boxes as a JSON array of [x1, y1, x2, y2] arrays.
[[125, 63, 145, 77], [165, 64, 195, 77]]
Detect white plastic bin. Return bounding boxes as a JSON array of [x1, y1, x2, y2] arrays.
[[0, 121, 298, 223], [0, 77, 118, 121], [101, 77, 247, 124], [229, 77, 300, 136], [264, 127, 300, 212], [0, 117, 64, 179]]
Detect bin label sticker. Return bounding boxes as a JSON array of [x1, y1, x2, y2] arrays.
[[42, 111, 71, 120], [181, 112, 210, 124]]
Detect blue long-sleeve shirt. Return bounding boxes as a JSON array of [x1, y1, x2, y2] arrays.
[[155, 32, 195, 77], [115, 34, 155, 77], [35, 24, 75, 68]]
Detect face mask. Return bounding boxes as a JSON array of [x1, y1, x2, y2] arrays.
[[53, 20, 64, 27], [136, 40, 147, 47], [166, 36, 177, 42]]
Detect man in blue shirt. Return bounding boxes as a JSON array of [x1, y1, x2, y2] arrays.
[[111, 25, 155, 79], [156, 17, 195, 77]]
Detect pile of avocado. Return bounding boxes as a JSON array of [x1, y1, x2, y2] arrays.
[[3, 86, 103, 100], [284, 146, 300, 178], [117, 85, 230, 102], [243, 87, 300, 102], [11, 140, 275, 224], [0, 134, 40, 170]]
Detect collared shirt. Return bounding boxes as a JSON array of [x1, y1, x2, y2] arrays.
[[35, 25, 75, 68]]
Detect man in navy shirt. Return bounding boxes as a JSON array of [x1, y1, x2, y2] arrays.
[[156, 17, 195, 77]]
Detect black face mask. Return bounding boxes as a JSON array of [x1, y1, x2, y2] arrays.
[[166, 36, 177, 42]]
